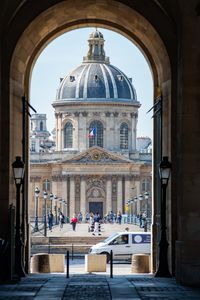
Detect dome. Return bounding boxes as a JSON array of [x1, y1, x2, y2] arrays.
[[54, 30, 138, 105]]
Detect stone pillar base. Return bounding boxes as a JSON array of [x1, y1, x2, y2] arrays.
[[31, 254, 64, 273], [85, 254, 107, 272], [131, 254, 150, 273]]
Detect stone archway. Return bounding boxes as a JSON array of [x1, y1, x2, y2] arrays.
[[9, 0, 171, 274]]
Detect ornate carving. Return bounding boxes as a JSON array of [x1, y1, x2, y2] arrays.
[[82, 111, 88, 117], [131, 112, 138, 118], [113, 112, 119, 117], [122, 112, 127, 117], [74, 112, 80, 117], [93, 112, 100, 116], [30, 176, 41, 182], [86, 176, 106, 190], [105, 112, 111, 117]]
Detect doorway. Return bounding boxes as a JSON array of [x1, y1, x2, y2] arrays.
[[89, 202, 103, 218]]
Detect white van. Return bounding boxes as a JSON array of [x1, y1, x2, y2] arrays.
[[89, 231, 151, 262]]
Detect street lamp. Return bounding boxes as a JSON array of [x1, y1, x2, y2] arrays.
[[12, 156, 25, 277], [155, 156, 172, 277], [49, 192, 53, 212], [54, 194, 58, 225], [133, 197, 138, 224], [34, 187, 40, 232], [43, 191, 48, 237]]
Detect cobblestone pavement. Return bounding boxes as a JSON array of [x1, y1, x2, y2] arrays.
[[1, 273, 200, 299]]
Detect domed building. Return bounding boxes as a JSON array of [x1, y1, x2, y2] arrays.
[[29, 30, 152, 220]]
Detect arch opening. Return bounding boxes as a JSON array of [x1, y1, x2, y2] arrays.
[[9, 0, 171, 275]]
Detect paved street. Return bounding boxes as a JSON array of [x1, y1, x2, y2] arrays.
[[31, 221, 144, 238]]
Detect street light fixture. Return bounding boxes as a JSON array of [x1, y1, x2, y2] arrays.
[[12, 156, 25, 278], [43, 191, 48, 237], [155, 156, 172, 277], [49, 192, 53, 212], [54, 194, 58, 225], [34, 187, 40, 232]]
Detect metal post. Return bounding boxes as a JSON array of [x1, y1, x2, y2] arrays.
[[66, 250, 69, 278], [43, 191, 48, 237], [110, 250, 113, 278], [15, 184, 25, 277], [34, 188, 40, 232], [72, 243, 74, 261], [155, 184, 171, 277]]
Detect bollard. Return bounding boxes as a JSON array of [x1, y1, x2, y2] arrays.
[[66, 250, 69, 278], [110, 250, 113, 278]]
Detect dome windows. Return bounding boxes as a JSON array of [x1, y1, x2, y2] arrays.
[[120, 122, 128, 149], [70, 76, 75, 82], [117, 75, 124, 81], [64, 122, 73, 148], [89, 120, 103, 148]]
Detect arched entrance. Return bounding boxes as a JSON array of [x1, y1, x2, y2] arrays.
[[8, 0, 172, 275]]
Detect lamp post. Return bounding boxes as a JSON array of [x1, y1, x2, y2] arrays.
[[12, 156, 25, 278], [34, 187, 40, 232], [43, 191, 48, 237], [49, 193, 53, 212], [155, 156, 172, 277], [54, 194, 58, 225], [133, 197, 138, 224]]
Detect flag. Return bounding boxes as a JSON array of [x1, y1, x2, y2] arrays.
[[88, 127, 96, 138]]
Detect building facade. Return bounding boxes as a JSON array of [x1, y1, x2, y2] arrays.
[[29, 30, 152, 219]]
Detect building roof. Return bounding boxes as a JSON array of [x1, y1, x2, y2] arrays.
[[54, 29, 139, 106]]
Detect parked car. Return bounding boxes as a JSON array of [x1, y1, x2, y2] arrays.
[[89, 231, 151, 262]]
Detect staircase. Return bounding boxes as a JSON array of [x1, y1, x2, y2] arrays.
[[31, 236, 106, 255]]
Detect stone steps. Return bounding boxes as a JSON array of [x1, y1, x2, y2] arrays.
[[31, 236, 106, 255]]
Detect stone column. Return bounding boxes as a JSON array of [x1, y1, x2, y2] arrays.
[[62, 179, 67, 215], [80, 176, 86, 217], [79, 112, 87, 151], [135, 180, 141, 214], [57, 113, 62, 151], [117, 176, 123, 213], [125, 176, 131, 205], [106, 177, 112, 213], [131, 112, 137, 151], [69, 176, 75, 217], [55, 113, 59, 151]]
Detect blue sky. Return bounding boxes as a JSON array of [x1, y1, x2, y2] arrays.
[[30, 27, 153, 139]]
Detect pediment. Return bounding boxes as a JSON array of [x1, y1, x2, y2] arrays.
[[62, 146, 131, 164]]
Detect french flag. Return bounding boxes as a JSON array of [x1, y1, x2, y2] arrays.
[[88, 127, 96, 138]]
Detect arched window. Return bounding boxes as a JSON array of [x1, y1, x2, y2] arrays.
[[120, 123, 128, 149], [40, 121, 43, 131], [43, 179, 51, 191], [64, 122, 73, 148], [89, 120, 103, 148]]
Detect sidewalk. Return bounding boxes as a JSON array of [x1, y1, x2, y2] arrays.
[[1, 273, 200, 299]]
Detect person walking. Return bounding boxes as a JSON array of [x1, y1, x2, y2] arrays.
[[117, 210, 122, 225], [70, 214, 78, 231], [48, 211, 53, 232], [59, 212, 65, 230]]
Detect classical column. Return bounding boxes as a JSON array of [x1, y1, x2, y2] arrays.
[[62, 179, 67, 210], [117, 176, 123, 213], [131, 112, 137, 151], [79, 112, 87, 151], [106, 177, 112, 213], [135, 180, 141, 214], [57, 113, 62, 151], [80, 176, 86, 217], [69, 176, 75, 217], [125, 176, 131, 209], [55, 113, 59, 151]]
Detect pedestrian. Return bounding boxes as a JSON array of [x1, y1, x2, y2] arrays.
[[48, 210, 53, 232], [117, 210, 122, 225], [78, 212, 83, 223], [139, 213, 143, 228], [59, 211, 65, 230], [70, 214, 78, 231], [85, 211, 90, 223]]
